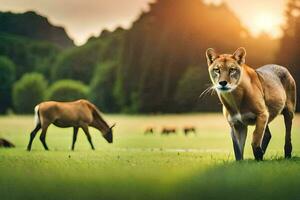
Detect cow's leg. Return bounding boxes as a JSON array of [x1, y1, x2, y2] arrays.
[[27, 124, 41, 151], [81, 125, 95, 150], [71, 127, 79, 151], [39, 124, 50, 150]]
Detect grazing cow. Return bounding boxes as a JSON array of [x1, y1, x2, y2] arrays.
[[161, 127, 177, 135], [0, 138, 15, 148], [144, 127, 154, 135], [183, 126, 196, 135], [27, 99, 115, 151]]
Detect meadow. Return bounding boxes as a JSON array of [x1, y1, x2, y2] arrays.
[[0, 114, 300, 200]]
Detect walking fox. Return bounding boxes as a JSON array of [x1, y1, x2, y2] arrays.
[[206, 47, 296, 161]]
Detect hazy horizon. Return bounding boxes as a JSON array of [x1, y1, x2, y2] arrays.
[[0, 0, 286, 45]]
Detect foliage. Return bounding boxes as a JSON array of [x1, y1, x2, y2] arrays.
[[46, 80, 89, 102], [89, 62, 120, 112], [2, 1, 299, 113], [12, 73, 47, 114], [0, 32, 61, 78], [0, 11, 74, 48], [115, 0, 278, 112], [175, 67, 220, 112], [277, 0, 300, 111], [0, 56, 15, 114], [51, 28, 124, 84]]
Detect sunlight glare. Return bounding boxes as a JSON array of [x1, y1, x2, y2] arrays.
[[252, 13, 281, 37]]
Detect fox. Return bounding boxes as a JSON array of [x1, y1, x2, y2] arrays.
[[205, 47, 296, 161]]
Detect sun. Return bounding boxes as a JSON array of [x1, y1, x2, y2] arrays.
[[255, 14, 274, 32], [251, 13, 282, 37]]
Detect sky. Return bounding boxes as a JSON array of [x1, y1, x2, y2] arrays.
[[0, 0, 286, 45]]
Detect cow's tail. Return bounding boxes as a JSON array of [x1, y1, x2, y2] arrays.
[[34, 105, 40, 126]]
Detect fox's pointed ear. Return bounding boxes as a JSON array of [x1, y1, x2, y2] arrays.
[[233, 47, 246, 65], [206, 48, 218, 66]]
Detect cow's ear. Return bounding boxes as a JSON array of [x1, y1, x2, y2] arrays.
[[233, 47, 246, 65], [206, 48, 218, 66], [110, 123, 116, 129]]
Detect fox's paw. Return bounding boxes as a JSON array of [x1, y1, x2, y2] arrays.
[[252, 146, 264, 161]]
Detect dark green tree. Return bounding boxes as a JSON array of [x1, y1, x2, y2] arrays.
[[89, 62, 119, 112], [46, 80, 88, 102], [0, 56, 15, 114], [175, 67, 220, 112], [13, 73, 47, 113], [0, 11, 73, 80], [41, 0, 279, 113], [277, 0, 300, 111], [116, 0, 247, 112], [0, 33, 61, 79], [0, 11, 74, 48], [52, 28, 124, 84]]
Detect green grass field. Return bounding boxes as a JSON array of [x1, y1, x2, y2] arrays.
[[0, 114, 300, 200]]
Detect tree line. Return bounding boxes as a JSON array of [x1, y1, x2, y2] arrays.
[[0, 0, 299, 114]]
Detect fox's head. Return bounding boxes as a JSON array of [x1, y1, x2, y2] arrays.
[[205, 47, 246, 93]]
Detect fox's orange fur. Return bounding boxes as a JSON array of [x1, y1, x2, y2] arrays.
[[206, 47, 296, 160]]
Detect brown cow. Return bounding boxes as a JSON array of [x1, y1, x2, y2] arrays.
[[144, 127, 155, 135], [0, 138, 15, 148], [183, 126, 196, 135], [161, 127, 177, 135], [27, 99, 115, 151]]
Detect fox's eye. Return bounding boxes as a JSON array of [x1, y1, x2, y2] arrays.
[[229, 68, 237, 74], [213, 68, 220, 74]]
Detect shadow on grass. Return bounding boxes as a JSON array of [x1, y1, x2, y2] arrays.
[[173, 157, 300, 200], [1, 151, 300, 200]]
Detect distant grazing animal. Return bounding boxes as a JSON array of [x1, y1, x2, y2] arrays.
[[161, 127, 177, 135], [0, 138, 15, 148], [144, 127, 154, 135], [206, 47, 296, 161], [183, 126, 196, 135], [27, 99, 115, 151]]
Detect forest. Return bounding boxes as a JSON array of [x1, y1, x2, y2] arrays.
[[0, 0, 299, 114]]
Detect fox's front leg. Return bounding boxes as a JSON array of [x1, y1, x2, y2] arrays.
[[231, 123, 248, 161], [252, 112, 269, 161]]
